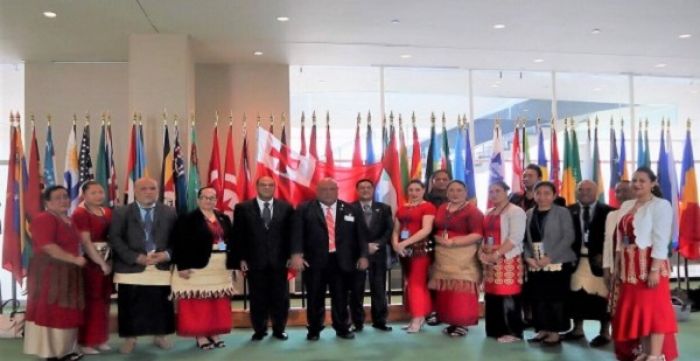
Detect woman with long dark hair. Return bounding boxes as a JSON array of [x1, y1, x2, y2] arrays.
[[612, 167, 678, 361]]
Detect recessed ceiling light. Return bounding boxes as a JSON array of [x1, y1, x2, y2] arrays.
[[400, 54, 412, 59], [391, 19, 400, 24], [253, 51, 263, 56], [679, 34, 692, 39], [591, 28, 601, 34], [533, 58, 544, 63], [43, 11, 56, 18], [493, 24, 506, 30], [655, 63, 667, 68], [276, 16, 290, 22]]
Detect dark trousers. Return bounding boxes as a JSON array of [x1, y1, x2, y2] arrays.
[[247, 267, 290, 334], [303, 253, 354, 334], [349, 253, 388, 326], [117, 284, 174, 337]]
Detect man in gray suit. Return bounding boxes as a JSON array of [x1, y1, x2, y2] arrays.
[[109, 177, 178, 354]]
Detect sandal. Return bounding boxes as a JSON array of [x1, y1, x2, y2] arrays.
[[60, 353, 84, 361], [448, 326, 468, 337], [208, 337, 225, 348], [196, 340, 213, 350], [497, 335, 522, 343]]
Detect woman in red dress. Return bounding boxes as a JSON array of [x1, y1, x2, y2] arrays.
[[72, 181, 113, 354], [171, 187, 235, 350], [24, 185, 87, 361], [479, 181, 526, 343], [392, 180, 436, 333], [430, 180, 484, 337], [612, 167, 678, 361]]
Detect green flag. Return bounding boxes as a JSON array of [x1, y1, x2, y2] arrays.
[[398, 120, 410, 193], [186, 126, 201, 212], [95, 122, 108, 206], [571, 122, 582, 183], [441, 122, 452, 177], [523, 123, 532, 165]]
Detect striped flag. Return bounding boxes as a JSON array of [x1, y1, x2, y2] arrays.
[[160, 123, 175, 207], [26, 123, 42, 221], [222, 122, 239, 219], [453, 117, 465, 183], [665, 122, 680, 250], [43, 121, 57, 187], [637, 120, 645, 169], [2, 116, 29, 283], [642, 121, 651, 169], [592, 121, 605, 202], [352, 116, 363, 167], [186, 125, 201, 212], [561, 126, 577, 205], [657, 121, 680, 250], [365, 114, 376, 165], [124, 122, 138, 204], [511, 123, 523, 194], [523, 122, 532, 166], [207, 124, 223, 209], [377, 122, 404, 212], [619, 124, 630, 181], [173, 123, 188, 215], [64, 121, 80, 213], [537, 120, 549, 181], [95, 121, 109, 205], [679, 120, 700, 259], [608, 120, 621, 207], [238, 132, 253, 201], [410, 115, 422, 180], [570, 121, 582, 183], [136, 121, 148, 178], [440, 114, 452, 177], [580, 119, 592, 181], [550, 119, 561, 193], [399, 116, 410, 193], [424, 115, 437, 185]]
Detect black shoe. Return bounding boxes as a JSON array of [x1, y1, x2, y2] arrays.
[[351, 324, 364, 332], [542, 338, 562, 347], [336, 331, 355, 340], [272, 332, 289, 340], [59, 353, 84, 361], [589, 335, 611, 347], [562, 331, 586, 341], [425, 312, 440, 326], [372, 324, 393, 331], [306, 332, 320, 341], [527, 335, 545, 343], [251, 332, 268, 341]]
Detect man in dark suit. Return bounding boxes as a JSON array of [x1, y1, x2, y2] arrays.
[[564, 180, 614, 347], [509, 164, 567, 210], [231, 176, 295, 341], [349, 179, 393, 332], [291, 178, 369, 341], [109, 177, 178, 354]]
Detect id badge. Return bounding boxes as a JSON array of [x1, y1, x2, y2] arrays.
[[400, 229, 410, 240], [218, 241, 227, 251]]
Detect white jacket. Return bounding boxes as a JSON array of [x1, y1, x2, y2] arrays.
[[615, 197, 673, 260]]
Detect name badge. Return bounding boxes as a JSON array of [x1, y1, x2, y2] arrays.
[[583, 231, 589, 244], [344, 215, 355, 222], [486, 236, 495, 246], [400, 229, 410, 240]]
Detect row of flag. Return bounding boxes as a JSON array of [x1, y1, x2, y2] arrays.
[[3, 111, 700, 285]]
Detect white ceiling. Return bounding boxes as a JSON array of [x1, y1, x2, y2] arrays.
[[1, 0, 700, 77]]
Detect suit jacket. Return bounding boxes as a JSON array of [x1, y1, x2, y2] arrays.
[[568, 202, 614, 276], [109, 202, 177, 273], [171, 209, 233, 271], [229, 198, 294, 270], [352, 201, 393, 261], [292, 200, 368, 272], [524, 205, 576, 265]]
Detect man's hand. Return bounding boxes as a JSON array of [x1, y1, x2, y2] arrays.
[[135, 254, 149, 266], [537, 256, 551, 267], [178, 269, 193, 279], [290, 254, 309, 271], [147, 252, 169, 265], [357, 257, 369, 271], [368, 243, 380, 255], [240, 260, 249, 272]]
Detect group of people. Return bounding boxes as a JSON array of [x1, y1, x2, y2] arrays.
[[21, 163, 679, 361]]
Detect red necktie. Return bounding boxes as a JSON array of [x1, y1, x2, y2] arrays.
[[325, 206, 336, 252]]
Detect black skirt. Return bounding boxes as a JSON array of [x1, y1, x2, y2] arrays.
[[117, 284, 175, 337], [525, 263, 573, 332], [484, 294, 524, 338]]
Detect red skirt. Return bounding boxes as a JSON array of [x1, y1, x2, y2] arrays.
[[78, 262, 113, 346], [435, 289, 479, 326], [402, 255, 432, 318], [176, 298, 232, 337], [614, 337, 678, 361]]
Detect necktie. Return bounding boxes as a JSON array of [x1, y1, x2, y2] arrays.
[[583, 205, 591, 233], [363, 204, 372, 226], [325, 206, 336, 252], [262, 202, 272, 229], [143, 207, 155, 253]]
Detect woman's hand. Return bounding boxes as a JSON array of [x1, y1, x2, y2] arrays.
[[537, 256, 551, 267], [74, 256, 87, 267], [647, 269, 660, 288], [178, 269, 193, 279], [100, 262, 112, 275], [525, 257, 539, 270]]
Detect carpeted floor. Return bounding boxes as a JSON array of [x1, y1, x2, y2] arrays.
[[2, 314, 699, 361]]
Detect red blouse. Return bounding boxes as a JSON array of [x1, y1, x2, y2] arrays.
[[434, 202, 484, 238], [71, 206, 112, 243], [396, 202, 436, 237]]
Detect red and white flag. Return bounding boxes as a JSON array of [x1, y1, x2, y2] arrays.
[[511, 125, 523, 194], [207, 125, 224, 209], [222, 124, 239, 219]]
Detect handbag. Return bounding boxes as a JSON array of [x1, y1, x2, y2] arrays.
[[0, 300, 25, 339]]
